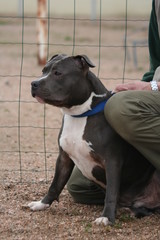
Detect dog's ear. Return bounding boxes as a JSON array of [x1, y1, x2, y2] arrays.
[[73, 55, 95, 71], [47, 54, 59, 63]]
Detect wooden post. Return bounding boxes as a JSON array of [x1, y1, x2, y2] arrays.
[[37, 0, 47, 65]]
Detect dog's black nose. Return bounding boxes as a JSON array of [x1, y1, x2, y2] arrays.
[[31, 81, 39, 89]]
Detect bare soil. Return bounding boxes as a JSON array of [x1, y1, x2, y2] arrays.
[[0, 16, 159, 239]]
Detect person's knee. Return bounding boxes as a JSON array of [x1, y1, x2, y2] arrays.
[[105, 92, 126, 124], [67, 177, 82, 203], [66, 167, 91, 203], [67, 167, 105, 204], [104, 91, 139, 142], [67, 176, 77, 196]]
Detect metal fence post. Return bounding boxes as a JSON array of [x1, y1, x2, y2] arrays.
[[37, 0, 47, 65]]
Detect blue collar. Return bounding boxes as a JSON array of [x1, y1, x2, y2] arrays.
[[71, 99, 109, 118]]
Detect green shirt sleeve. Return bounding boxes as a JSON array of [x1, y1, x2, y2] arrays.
[[142, 0, 160, 82]]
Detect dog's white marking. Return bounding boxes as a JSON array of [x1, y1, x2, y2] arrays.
[[28, 200, 49, 211], [38, 72, 50, 81], [94, 217, 110, 226], [59, 115, 105, 188], [60, 92, 106, 188], [62, 92, 106, 116], [133, 201, 144, 208]]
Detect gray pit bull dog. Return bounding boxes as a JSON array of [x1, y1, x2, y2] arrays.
[[29, 54, 160, 225]]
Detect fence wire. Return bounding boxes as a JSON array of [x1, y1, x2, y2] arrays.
[[0, 0, 149, 183]]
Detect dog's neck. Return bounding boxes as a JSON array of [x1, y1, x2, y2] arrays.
[[61, 71, 112, 116], [61, 92, 107, 116]]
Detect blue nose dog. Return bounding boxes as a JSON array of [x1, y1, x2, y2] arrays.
[[29, 54, 160, 225]]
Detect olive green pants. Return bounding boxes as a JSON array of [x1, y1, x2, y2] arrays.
[[67, 90, 160, 204]]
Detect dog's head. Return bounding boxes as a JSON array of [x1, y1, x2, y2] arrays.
[[31, 54, 96, 108]]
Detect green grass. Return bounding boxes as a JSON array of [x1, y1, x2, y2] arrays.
[[84, 222, 92, 233], [0, 20, 9, 25], [118, 213, 135, 223]]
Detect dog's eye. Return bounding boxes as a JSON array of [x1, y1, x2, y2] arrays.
[[42, 67, 46, 73], [54, 71, 61, 76], [42, 67, 47, 73]]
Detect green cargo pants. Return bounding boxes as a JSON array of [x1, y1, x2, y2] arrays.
[[105, 90, 160, 171], [67, 90, 160, 204]]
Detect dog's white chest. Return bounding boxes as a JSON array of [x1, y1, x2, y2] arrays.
[[59, 115, 96, 180]]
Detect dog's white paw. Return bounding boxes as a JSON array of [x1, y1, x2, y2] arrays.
[[28, 200, 49, 211], [94, 217, 110, 226]]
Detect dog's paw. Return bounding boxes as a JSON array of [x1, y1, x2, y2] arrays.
[[94, 217, 110, 226], [28, 200, 50, 211]]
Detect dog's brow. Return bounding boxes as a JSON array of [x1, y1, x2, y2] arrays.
[[42, 66, 47, 73]]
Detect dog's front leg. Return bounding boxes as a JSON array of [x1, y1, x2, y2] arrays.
[[95, 153, 123, 225], [28, 149, 74, 211]]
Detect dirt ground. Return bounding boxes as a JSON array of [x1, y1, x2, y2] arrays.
[[0, 15, 160, 239]]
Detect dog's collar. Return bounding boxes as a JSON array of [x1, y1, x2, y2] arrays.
[[71, 94, 114, 118]]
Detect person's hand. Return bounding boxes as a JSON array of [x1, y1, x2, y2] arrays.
[[113, 81, 151, 93]]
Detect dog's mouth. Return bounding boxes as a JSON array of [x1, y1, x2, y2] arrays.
[[32, 94, 68, 107], [35, 96, 45, 104], [32, 92, 45, 104], [32, 90, 71, 107]]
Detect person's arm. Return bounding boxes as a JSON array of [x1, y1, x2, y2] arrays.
[[142, 0, 160, 82]]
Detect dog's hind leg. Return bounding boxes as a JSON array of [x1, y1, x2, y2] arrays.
[[132, 171, 160, 215]]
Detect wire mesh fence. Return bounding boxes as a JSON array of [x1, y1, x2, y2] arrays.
[[0, 0, 150, 183]]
